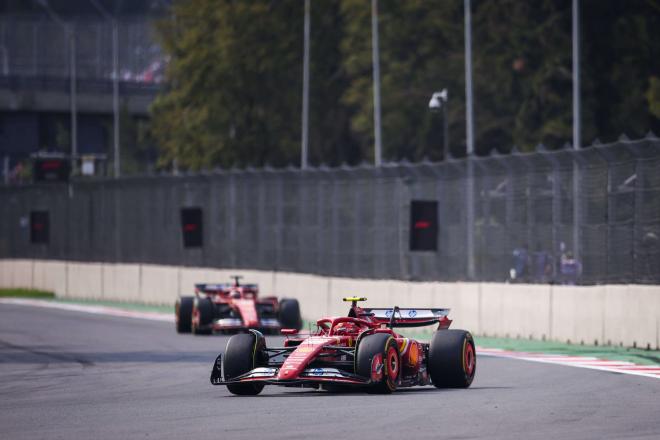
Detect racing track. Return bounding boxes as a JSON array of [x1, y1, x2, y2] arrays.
[[1, 303, 659, 440]]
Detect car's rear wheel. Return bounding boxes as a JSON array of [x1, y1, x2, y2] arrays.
[[355, 333, 400, 394], [224, 332, 266, 396], [175, 296, 194, 333], [428, 329, 476, 388], [192, 297, 214, 335], [279, 298, 302, 330]]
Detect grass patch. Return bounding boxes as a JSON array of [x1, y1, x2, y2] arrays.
[[473, 336, 660, 365], [0, 288, 55, 299]]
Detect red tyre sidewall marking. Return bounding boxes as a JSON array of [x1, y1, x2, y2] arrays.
[[371, 353, 384, 382], [386, 344, 399, 382], [463, 339, 475, 377], [192, 304, 199, 328]]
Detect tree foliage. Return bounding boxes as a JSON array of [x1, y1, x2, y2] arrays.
[[151, 0, 660, 170]]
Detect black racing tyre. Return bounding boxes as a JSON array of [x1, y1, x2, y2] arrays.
[[355, 333, 400, 394], [279, 298, 302, 330], [224, 332, 266, 396], [428, 329, 476, 388], [175, 296, 194, 333], [192, 297, 214, 335]]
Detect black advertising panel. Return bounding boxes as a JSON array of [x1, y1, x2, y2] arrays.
[[33, 158, 70, 182], [180, 207, 203, 248], [30, 211, 49, 244], [410, 200, 438, 251]]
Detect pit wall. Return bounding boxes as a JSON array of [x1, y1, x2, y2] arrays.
[[1, 258, 658, 350]]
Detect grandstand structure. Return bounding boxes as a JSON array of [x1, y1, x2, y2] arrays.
[[0, 0, 167, 179]]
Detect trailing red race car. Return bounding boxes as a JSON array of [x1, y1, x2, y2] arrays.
[[210, 297, 476, 394], [175, 276, 302, 335]]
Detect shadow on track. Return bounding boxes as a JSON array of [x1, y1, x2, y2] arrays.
[[0, 349, 219, 364], [213, 385, 512, 398]]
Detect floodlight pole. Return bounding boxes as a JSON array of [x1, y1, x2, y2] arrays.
[[572, 0, 581, 262], [71, 30, 77, 168], [428, 90, 449, 160], [371, 0, 382, 166], [464, 0, 475, 279], [301, 0, 310, 169], [90, 0, 120, 177], [572, 0, 581, 153], [37, 1, 77, 172]]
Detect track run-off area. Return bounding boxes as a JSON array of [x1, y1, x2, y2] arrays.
[[1, 300, 659, 440]]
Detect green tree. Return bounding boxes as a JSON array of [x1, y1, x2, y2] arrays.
[[340, 0, 465, 161], [151, 0, 660, 168], [648, 76, 660, 119], [152, 0, 304, 170], [582, 0, 660, 142]]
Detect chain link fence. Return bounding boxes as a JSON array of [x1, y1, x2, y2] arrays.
[[0, 16, 164, 83], [1, 135, 659, 284]]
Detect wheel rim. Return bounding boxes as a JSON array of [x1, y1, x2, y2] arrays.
[[192, 307, 199, 330], [464, 341, 475, 377], [386, 345, 399, 382]]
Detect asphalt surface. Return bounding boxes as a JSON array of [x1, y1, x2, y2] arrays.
[[1, 303, 659, 440]]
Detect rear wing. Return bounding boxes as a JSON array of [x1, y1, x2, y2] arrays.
[[195, 283, 259, 294], [195, 283, 232, 294], [362, 307, 451, 328]]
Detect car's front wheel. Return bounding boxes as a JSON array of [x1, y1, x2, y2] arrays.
[[224, 332, 266, 396]]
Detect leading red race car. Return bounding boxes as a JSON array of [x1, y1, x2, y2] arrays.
[[210, 297, 476, 395], [175, 276, 302, 335]]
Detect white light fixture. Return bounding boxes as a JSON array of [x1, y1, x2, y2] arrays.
[[428, 89, 448, 112]]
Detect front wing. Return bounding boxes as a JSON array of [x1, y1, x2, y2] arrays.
[[211, 318, 281, 332], [209, 354, 370, 386]]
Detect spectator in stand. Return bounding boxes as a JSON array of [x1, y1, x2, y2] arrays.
[[509, 244, 531, 283], [532, 248, 554, 283], [560, 251, 582, 285]]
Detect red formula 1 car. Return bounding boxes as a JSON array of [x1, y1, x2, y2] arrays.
[[210, 297, 476, 395], [175, 276, 302, 335]]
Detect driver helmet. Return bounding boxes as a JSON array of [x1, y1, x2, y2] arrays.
[[334, 321, 359, 335]]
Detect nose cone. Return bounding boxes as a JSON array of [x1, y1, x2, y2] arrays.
[[277, 365, 299, 380], [275, 336, 334, 381], [234, 299, 259, 327]]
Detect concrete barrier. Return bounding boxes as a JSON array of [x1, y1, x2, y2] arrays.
[[1, 258, 658, 349], [64, 262, 103, 300], [0, 259, 34, 289], [33, 260, 67, 296], [139, 264, 180, 304], [101, 264, 141, 302]]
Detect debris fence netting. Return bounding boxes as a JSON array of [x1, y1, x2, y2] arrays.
[[1, 136, 659, 284]]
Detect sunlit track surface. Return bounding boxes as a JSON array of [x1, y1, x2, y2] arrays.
[[1, 304, 659, 440]]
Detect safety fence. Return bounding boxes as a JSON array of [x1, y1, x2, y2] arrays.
[[0, 135, 659, 284], [0, 16, 164, 83]]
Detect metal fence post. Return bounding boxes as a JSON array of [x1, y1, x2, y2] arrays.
[[466, 156, 476, 280]]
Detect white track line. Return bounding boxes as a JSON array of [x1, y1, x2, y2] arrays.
[[0, 298, 173, 322], [477, 347, 660, 380]]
